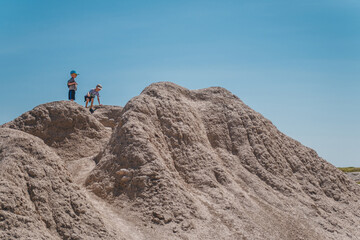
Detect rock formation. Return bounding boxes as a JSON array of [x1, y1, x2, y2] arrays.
[[345, 172, 360, 183], [0, 128, 112, 239], [92, 105, 123, 129], [1, 82, 359, 240], [3, 101, 112, 160], [86, 82, 360, 240]]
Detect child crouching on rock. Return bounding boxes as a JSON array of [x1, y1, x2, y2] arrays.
[[85, 84, 102, 113]]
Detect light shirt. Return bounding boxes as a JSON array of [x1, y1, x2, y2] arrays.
[[67, 78, 77, 91], [88, 89, 100, 98]]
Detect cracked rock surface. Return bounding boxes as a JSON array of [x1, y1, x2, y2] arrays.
[[0, 128, 112, 240], [1, 82, 359, 240], [3, 101, 112, 160], [86, 82, 360, 240]]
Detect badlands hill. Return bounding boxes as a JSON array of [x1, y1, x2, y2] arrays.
[[1, 82, 359, 240]]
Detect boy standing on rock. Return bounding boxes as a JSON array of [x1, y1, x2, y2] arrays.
[[67, 70, 79, 101], [85, 84, 103, 113]]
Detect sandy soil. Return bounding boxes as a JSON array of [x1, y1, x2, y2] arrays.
[[67, 156, 147, 240]]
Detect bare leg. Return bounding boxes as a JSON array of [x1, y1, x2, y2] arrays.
[[90, 98, 94, 109], [85, 98, 90, 108]]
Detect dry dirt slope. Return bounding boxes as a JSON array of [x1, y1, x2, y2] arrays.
[[0, 128, 112, 239], [1, 82, 359, 240], [87, 82, 360, 240]]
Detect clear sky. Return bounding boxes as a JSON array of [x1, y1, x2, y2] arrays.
[[1, 0, 359, 167]]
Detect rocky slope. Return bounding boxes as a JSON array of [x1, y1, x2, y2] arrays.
[[92, 105, 123, 129], [87, 82, 360, 240], [1, 82, 359, 240], [346, 172, 360, 183], [0, 128, 112, 239]]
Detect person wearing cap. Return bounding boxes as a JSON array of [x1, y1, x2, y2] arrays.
[[84, 84, 103, 112], [67, 70, 79, 101]]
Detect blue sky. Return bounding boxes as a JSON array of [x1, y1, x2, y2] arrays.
[[1, 0, 359, 167]]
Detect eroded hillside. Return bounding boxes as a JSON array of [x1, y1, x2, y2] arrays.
[[1, 82, 359, 240]]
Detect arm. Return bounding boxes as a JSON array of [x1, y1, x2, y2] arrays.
[[97, 96, 101, 105], [68, 82, 77, 85]]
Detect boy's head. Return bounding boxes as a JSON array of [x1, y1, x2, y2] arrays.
[[70, 70, 79, 78], [95, 84, 102, 91]]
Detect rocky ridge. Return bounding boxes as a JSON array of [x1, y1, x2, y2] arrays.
[[86, 82, 360, 240], [1, 82, 359, 240], [3, 101, 112, 160]]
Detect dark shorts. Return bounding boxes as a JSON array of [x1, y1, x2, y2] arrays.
[[84, 96, 94, 102], [69, 90, 75, 100]]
